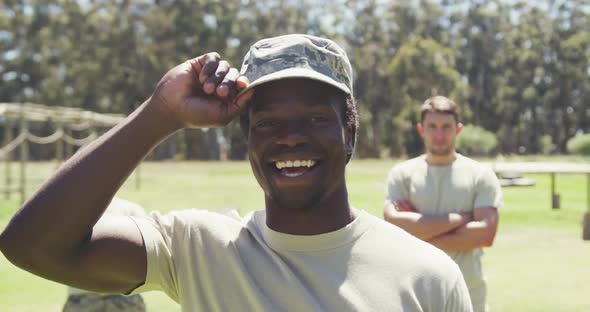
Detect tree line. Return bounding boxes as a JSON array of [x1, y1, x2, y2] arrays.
[[1, 0, 589, 159]]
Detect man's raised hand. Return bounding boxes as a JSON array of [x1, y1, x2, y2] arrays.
[[150, 53, 254, 130]]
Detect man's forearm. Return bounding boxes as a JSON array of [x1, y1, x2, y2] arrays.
[[384, 204, 472, 240], [0, 99, 177, 267], [427, 221, 495, 251]]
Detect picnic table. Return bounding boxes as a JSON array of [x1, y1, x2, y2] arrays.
[[487, 162, 590, 240], [488, 162, 590, 210]]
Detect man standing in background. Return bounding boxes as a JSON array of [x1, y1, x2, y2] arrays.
[[383, 95, 503, 312]]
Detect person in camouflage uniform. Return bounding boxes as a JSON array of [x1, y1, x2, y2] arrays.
[[63, 293, 145, 312]]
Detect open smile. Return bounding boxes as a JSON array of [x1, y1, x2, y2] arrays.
[[271, 159, 319, 178]]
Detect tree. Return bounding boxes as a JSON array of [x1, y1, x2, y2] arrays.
[[2, 1, 588, 158], [386, 36, 468, 156]]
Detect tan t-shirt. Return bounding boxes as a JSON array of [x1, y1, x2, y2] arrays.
[[69, 197, 146, 296], [130, 209, 472, 311], [386, 154, 503, 310]]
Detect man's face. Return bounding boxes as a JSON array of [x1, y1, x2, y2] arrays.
[[246, 79, 352, 210], [417, 112, 462, 156]]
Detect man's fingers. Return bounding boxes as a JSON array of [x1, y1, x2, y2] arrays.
[[199, 52, 221, 86], [189, 58, 203, 75], [395, 201, 413, 212], [235, 89, 254, 108], [402, 201, 416, 212], [402, 204, 413, 212], [203, 60, 230, 95], [236, 76, 249, 89], [216, 68, 240, 98], [193, 53, 247, 98], [223, 76, 252, 120]]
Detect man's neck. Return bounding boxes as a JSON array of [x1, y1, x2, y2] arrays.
[[265, 188, 357, 235], [425, 151, 457, 166]]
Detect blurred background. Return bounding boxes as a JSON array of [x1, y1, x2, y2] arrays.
[[1, 0, 589, 160]]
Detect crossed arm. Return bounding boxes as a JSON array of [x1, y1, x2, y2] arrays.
[[383, 200, 499, 251]]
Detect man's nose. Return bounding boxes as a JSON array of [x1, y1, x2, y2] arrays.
[[275, 120, 309, 148], [433, 128, 446, 138]]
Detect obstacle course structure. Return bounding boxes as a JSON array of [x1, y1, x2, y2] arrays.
[[0, 103, 124, 203]]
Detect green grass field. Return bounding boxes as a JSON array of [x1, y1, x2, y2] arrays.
[[1, 159, 589, 311]]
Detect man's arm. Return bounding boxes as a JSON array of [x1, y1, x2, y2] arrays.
[[383, 200, 473, 241], [0, 53, 253, 293], [427, 206, 499, 251]]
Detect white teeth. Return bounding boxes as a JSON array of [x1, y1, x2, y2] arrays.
[[285, 172, 304, 177], [275, 159, 317, 170]]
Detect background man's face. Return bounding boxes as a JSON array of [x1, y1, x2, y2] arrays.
[[418, 112, 462, 156], [246, 79, 352, 210]]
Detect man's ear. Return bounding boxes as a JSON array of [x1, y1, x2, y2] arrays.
[[345, 125, 355, 161], [456, 122, 463, 135], [416, 123, 424, 137]]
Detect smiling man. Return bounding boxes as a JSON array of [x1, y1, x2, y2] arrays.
[[1, 35, 471, 311], [383, 96, 503, 312]]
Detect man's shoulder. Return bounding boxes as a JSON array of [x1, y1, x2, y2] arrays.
[[390, 155, 427, 173], [369, 218, 463, 275], [364, 218, 466, 307], [455, 153, 496, 177], [398, 155, 426, 166], [140, 208, 254, 238], [455, 153, 486, 168]]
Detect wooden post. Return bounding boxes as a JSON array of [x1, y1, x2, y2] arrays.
[[551, 173, 560, 209], [3, 119, 13, 199], [19, 115, 28, 204], [65, 127, 73, 160], [55, 124, 63, 169]]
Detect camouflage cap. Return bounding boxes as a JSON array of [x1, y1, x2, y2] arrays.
[[239, 34, 353, 96]]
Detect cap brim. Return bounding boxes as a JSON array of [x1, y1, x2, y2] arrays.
[[238, 67, 352, 97]]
